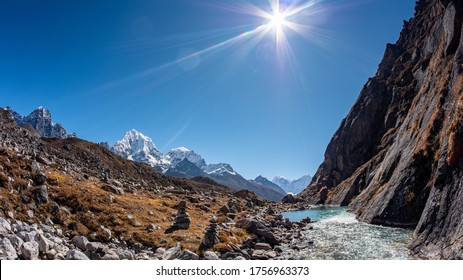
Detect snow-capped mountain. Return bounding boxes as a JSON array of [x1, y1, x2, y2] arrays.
[[167, 147, 207, 169], [251, 175, 286, 196], [112, 129, 170, 171], [5, 106, 68, 138], [165, 158, 206, 178], [203, 163, 236, 176], [112, 129, 287, 201], [272, 175, 312, 194]]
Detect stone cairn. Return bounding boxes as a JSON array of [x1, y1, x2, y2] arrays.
[[200, 216, 219, 250], [171, 201, 191, 229]]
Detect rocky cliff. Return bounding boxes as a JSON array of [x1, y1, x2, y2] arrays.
[[6, 106, 68, 139], [298, 0, 463, 259]]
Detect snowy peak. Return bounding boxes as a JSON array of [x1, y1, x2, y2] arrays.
[[112, 129, 169, 170], [5, 106, 68, 138], [203, 163, 236, 176], [167, 147, 207, 169], [253, 175, 277, 186], [272, 174, 312, 194]]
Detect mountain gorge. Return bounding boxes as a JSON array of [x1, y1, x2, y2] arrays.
[[299, 0, 463, 259]]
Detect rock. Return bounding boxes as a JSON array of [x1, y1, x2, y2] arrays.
[[203, 251, 220, 260], [33, 172, 47, 185], [251, 250, 269, 260], [146, 224, 160, 232], [7, 235, 24, 252], [101, 249, 120, 260], [0, 238, 17, 260], [117, 250, 134, 260], [219, 205, 230, 214], [102, 184, 124, 195], [254, 243, 272, 250], [178, 250, 199, 260], [72, 236, 89, 251], [26, 210, 34, 218], [85, 242, 103, 252], [291, 0, 463, 260], [66, 250, 90, 260], [38, 234, 52, 254], [171, 201, 191, 230], [282, 194, 299, 204], [46, 248, 57, 259], [23, 231, 37, 242], [21, 241, 39, 260], [31, 161, 41, 174], [265, 250, 278, 258], [7, 211, 14, 219], [39, 224, 55, 234], [200, 216, 219, 250], [33, 185, 48, 204], [234, 256, 246, 260], [0, 217, 11, 236], [236, 218, 280, 245], [54, 253, 66, 260], [154, 247, 166, 257], [163, 242, 181, 260], [100, 225, 112, 240]]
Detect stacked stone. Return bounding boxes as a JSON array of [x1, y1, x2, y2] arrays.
[[171, 201, 191, 229], [200, 216, 219, 249]]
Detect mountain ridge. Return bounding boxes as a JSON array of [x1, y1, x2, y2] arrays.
[[298, 0, 463, 259]]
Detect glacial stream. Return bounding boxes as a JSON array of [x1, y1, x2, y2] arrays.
[[281, 207, 414, 260]]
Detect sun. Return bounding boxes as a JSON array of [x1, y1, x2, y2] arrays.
[[269, 11, 288, 30]]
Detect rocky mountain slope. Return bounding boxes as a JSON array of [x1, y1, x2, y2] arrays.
[[5, 106, 68, 138], [0, 108, 310, 260], [298, 0, 463, 259], [112, 130, 286, 201], [273, 175, 312, 195]]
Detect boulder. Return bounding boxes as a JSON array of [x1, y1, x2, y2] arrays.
[[7, 235, 24, 252], [203, 251, 220, 260], [33, 172, 47, 185], [0, 217, 11, 236], [72, 236, 89, 251], [33, 185, 49, 204], [163, 242, 181, 260], [254, 243, 272, 250], [236, 218, 280, 245], [21, 241, 39, 260], [0, 238, 17, 260], [282, 194, 299, 204], [66, 250, 90, 260], [38, 234, 52, 254], [102, 185, 124, 195], [178, 250, 199, 260]]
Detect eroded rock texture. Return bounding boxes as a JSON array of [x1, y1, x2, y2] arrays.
[[298, 0, 463, 259]]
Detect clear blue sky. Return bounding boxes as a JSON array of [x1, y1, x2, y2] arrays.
[[0, 0, 415, 180]]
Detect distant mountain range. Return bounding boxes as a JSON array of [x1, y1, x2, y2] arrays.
[[272, 175, 312, 195], [2, 106, 311, 201], [110, 129, 288, 201]]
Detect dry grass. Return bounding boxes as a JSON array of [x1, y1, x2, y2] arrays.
[[0, 147, 251, 253]]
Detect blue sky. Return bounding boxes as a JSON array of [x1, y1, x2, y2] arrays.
[[0, 0, 415, 180]]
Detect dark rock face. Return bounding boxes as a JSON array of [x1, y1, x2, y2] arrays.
[[298, 0, 463, 259], [165, 158, 207, 178], [6, 107, 67, 138]]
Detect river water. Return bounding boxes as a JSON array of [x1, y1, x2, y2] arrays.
[[281, 207, 414, 260]]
